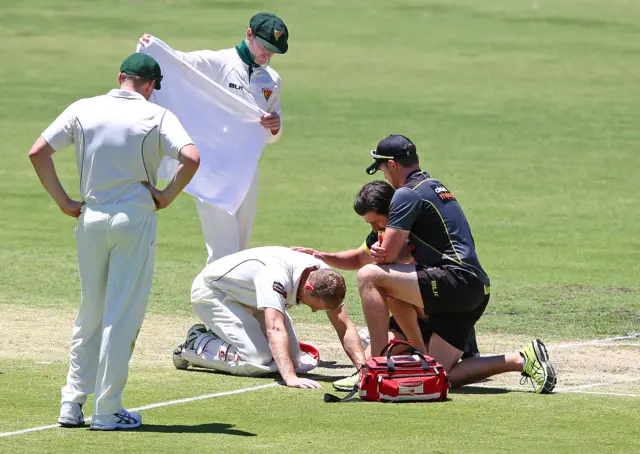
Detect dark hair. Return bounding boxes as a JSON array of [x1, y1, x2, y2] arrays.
[[353, 180, 395, 216]]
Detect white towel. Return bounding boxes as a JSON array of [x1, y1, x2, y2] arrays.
[[137, 38, 269, 214]]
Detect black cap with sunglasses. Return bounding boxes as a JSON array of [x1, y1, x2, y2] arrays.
[[365, 135, 417, 175]]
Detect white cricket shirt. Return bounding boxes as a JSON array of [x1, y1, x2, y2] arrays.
[[197, 246, 330, 314], [175, 47, 283, 143], [41, 89, 194, 210]]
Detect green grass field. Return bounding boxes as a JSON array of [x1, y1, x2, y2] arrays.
[[1, 0, 639, 452]]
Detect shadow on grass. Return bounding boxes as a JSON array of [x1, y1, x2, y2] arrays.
[[450, 386, 512, 395], [182, 365, 352, 384], [323, 394, 455, 404], [137, 422, 257, 436], [317, 360, 353, 370], [183, 367, 279, 378], [300, 373, 350, 384]]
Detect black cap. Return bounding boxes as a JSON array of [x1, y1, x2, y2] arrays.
[[365, 135, 417, 175], [250, 12, 289, 54]]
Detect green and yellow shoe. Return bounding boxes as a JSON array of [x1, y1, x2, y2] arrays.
[[520, 338, 557, 394], [332, 371, 360, 391]]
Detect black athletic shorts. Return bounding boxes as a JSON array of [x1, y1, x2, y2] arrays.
[[412, 265, 490, 351], [389, 317, 480, 359]]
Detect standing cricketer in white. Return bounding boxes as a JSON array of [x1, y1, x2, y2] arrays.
[[139, 12, 287, 264], [173, 247, 366, 389], [28, 54, 200, 430]]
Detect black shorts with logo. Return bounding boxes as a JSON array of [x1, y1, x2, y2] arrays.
[[414, 265, 490, 351]]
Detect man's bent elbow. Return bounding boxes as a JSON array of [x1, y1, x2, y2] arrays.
[[179, 144, 200, 165], [28, 137, 54, 163], [28, 144, 44, 161], [28, 149, 39, 164]]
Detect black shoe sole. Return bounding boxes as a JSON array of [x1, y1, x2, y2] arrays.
[[89, 425, 141, 431], [532, 338, 557, 394], [58, 422, 86, 428]]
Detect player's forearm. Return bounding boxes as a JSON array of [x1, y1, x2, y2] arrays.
[[266, 327, 296, 381], [160, 145, 200, 204], [340, 323, 366, 369], [396, 246, 415, 265], [379, 228, 411, 264], [29, 148, 72, 208], [381, 247, 401, 264], [321, 250, 368, 271]]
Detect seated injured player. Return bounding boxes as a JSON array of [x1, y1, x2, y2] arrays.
[[294, 180, 481, 390], [172, 246, 366, 389]]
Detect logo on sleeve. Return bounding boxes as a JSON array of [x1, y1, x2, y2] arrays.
[[430, 184, 456, 203], [272, 281, 288, 298], [262, 88, 273, 101]]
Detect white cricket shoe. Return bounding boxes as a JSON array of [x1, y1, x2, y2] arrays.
[[90, 409, 142, 431], [58, 402, 85, 428], [358, 327, 370, 349]]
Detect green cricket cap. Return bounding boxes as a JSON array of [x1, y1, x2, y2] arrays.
[[120, 53, 163, 90], [250, 12, 289, 54]]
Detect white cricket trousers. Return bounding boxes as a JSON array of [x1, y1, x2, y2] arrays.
[[61, 205, 157, 416], [194, 171, 259, 265], [191, 273, 302, 369]]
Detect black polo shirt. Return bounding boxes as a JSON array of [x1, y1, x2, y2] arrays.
[[386, 169, 490, 286]]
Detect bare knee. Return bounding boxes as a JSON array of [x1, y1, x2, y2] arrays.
[[428, 334, 463, 373], [357, 264, 384, 288], [440, 359, 459, 374]]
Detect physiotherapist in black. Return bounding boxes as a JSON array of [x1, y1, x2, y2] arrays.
[[357, 135, 556, 393]]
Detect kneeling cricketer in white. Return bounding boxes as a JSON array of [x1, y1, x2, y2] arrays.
[[174, 247, 366, 389]]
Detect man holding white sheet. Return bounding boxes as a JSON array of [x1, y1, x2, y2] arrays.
[[139, 12, 287, 264]]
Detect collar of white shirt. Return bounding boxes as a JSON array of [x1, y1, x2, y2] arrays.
[[108, 89, 146, 100]]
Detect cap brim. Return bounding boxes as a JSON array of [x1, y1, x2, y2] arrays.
[[366, 159, 383, 175], [256, 36, 286, 54]]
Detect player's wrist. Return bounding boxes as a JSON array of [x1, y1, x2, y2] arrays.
[[55, 194, 74, 209], [281, 370, 297, 382]]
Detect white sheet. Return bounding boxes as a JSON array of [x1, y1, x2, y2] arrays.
[[137, 38, 269, 214]]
